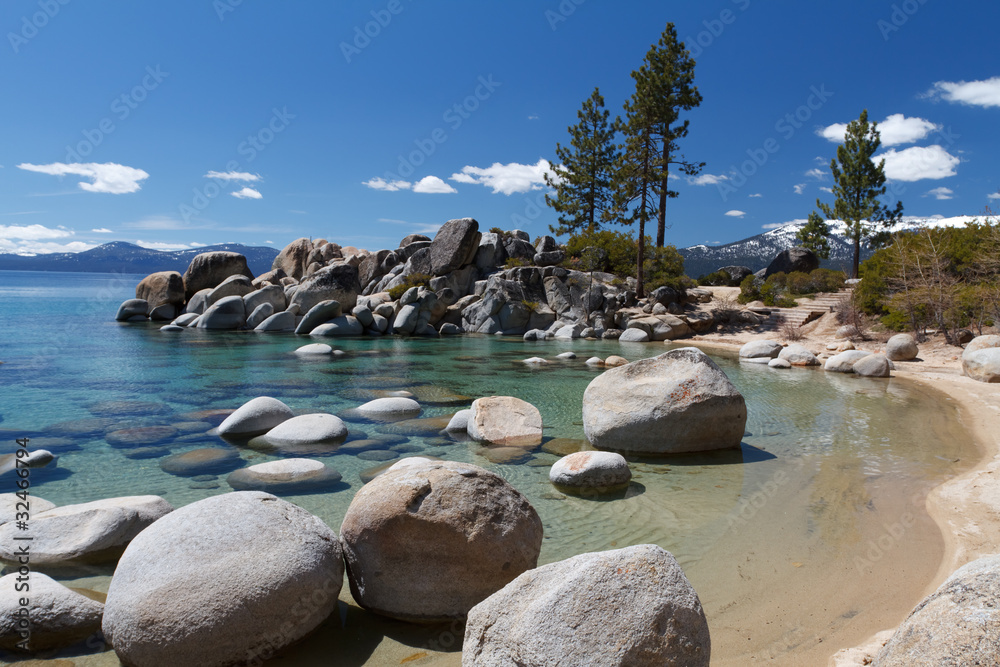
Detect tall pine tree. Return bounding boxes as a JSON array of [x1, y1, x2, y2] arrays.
[[628, 23, 704, 248], [614, 97, 659, 298], [544, 88, 620, 236], [797, 211, 831, 259], [817, 109, 903, 278]]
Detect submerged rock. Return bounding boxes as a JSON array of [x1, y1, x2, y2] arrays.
[[582, 347, 746, 454], [463, 544, 710, 667], [259, 413, 348, 445], [227, 458, 342, 493], [356, 397, 422, 420], [340, 459, 542, 622], [102, 492, 343, 667], [159, 448, 243, 476]]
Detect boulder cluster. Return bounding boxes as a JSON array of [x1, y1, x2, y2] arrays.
[[115, 217, 748, 341]]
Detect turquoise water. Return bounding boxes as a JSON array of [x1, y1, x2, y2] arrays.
[[0, 271, 977, 665]]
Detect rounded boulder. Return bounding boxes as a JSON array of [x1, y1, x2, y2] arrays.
[[549, 451, 631, 492], [340, 459, 543, 622], [102, 492, 343, 667], [886, 333, 918, 361], [227, 458, 342, 493], [467, 396, 543, 447], [217, 396, 294, 437]]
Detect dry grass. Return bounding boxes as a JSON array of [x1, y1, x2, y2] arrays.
[[781, 320, 803, 341]]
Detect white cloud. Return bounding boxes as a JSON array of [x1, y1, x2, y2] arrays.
[[927, 76, 1000, 108], [0, 224, 73, 241], [231, 187, 263, 199], [205, 170, 261, 182], [879, 145, 960, 181], [761, 223, 784, 230], [265, 240, 274, 244], [91, 228, 113, 233], [817, 114, 939, 146], [412, 176, 457, 194], [528, 114, 540, 120], [688, 173, 729, 186], [124, 216, 192, 230], [724, 210, 746, 218], [749, 193, 763, 198], [925, 187, 954, 200], [17, 162, 149, 194], [793, 184, 806, 194], [449, 159, 553, 195], [135, 240, 205, 251], [363, 177, 412, 191], [988, 192, 1000, 200], [0, 239, 96, 255], [819, 186, 833, 193], [805, 168, 826, 180]]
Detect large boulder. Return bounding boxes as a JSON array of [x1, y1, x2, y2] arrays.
[[0, 572, 104, 651], [463, 544, 710, 667], [718, 265, 752, 283], [309, 315, 364, 336], [340, 459, 543, 622], [135, 271, 184, 311], [467, 396, 543, 447], [295, 299, 342, 335], [258, 413, 348, 445], [886, 333, 919, 361], [182, 251, 253, 299], [254, 310, 295, 332], [582, 347, 747, 454], [288, 264, 361, 313], [0, 496, 173, 566], [115, 298, 148, 321], [243, 284, 286, 315], [429, 217, 481, 275], [272, 237, 313, 280], [854, 353, 891, 378], [963, 336, 1000, 383], [206, 274, 254, 306], [0, 493, 56, 526], [778, 343, 820, 366], [196, 295, 246, 329], [825, 349, 873, 373], [217, 396, 294, 437], [875, 554, 1000, 666], [102, 492, 343, 667], [764, 246, 819, 277]]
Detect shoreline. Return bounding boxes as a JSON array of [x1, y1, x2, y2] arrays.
[[675, 331, 1000, 665]]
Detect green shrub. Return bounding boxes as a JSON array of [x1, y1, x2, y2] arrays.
[[387, 272, 432, 301], [809, 268, 846, 293], [504, 257, 530, 269], [698, 270, 737, 287], [737, 274, 760, 304], [521, 300, 539, 312]]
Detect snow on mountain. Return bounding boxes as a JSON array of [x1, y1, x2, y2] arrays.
[[679, 215, 993, 278]]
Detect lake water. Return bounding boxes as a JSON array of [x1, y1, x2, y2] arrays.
[[0, 270, 977, 665]]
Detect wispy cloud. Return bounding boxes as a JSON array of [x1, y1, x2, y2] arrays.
[[450, 158, 553, 195], [793, 184, 806, 194], [135, 240, 206, 251], [749, 193, 763, 198], [91, 227, 113, 233], [231, 187, 263, 199], [124, 216, 193, 230], [925, 186, 954, 200], [724, 210, 746, 218], [363, 177, 411, 192], [205, 170, 261, 182], [988, 192, 1000, 201], [688, 173, 729, 186], [761, 223, 785, 230], [926, 76, 1000, 108], [17, 162, 149, 194], [805, 168, 826, 180]]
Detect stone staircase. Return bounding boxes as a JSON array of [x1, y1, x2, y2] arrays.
[[755, 290, 850, 332]]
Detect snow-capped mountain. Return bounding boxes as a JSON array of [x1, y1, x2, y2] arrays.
[[0, 242, 279, 276], [678, 215, 991, 278]]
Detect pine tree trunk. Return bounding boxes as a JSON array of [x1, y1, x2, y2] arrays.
[[637, 179, 648, 299], [852, 236, 860, 279], [657, 144, 668, 248]]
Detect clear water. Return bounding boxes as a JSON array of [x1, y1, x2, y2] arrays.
[[0, 271, 977, 665]]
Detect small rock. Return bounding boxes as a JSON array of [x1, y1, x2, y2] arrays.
[[356, 397, 422, 419], [825, 350, 873, 373], [768, 358, 792, 369], [217, 396, 294, 437], [585, 357, 604, 366], [549, 451, 631, 491], [294, 343, 333, 355], [227, 458, 342, 493], [618, 328, 650, 343], [739, 340, 782, 359], [522, 357, 548, 365], [259, 413, 348, 445], [0, 572, 104, 651]]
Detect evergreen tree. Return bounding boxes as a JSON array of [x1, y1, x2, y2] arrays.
[[798, 211, 831, 259], [614, 97, 659, 298], [817, 109, 903, 278], [628, 23, 704, 248], [544, 88, 620, 236]]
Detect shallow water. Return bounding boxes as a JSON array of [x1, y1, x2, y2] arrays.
[[0, 271, 977, 665]]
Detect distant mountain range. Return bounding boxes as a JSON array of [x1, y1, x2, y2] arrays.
[[678, 215, 987, 278], [0, 242, 280, 276]]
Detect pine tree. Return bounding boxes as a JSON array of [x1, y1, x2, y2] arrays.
[[628, 23, 704, 248], [798, 211, 831, 259], [817, 109, 903, 278], [614, 98, 659, 298], [544, 88, 620, 236]]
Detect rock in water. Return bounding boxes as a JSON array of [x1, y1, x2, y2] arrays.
[[467, 396, 543, 447], [217, 396, 294, 437], [340, 459, 543, 622], [824, 349, 873, 373], [778, 343, 820, 366], [853, 353, 891, 377], [0, 492, 56, 526], [549, 451, 631, 492], [886, 333, 918, 361], [356, 397, 422, 419], [0, 572, 104, 651], [227, 458, 342, 493], [196, 295, 246, 329], [181, 251, 253, 300], [260, 413, 348, 445], [115, 298, 148, 321], [582, 347, 746, 454], [288, 264, 361, 313], [875, 554, 1000, 666], [0, 496, 173, 566], [102, 492, 343, 667], [462, 544, 710, 667], [136, 271, 184, 311], [272, 237, 313, 280]]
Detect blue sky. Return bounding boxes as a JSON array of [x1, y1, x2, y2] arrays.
[[2, 1, 999, 256]]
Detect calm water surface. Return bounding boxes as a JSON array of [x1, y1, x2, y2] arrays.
[[0, 271, 977, 665]]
